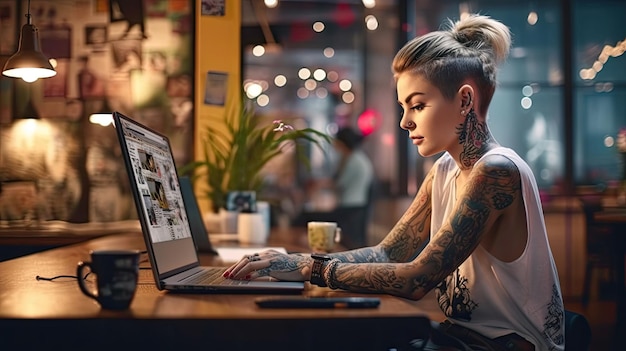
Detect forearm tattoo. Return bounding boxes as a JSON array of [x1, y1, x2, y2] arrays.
[[328, 173, 433, 265], [326, 157, 520, 300], [257, 253, 310, 277], [380, 174, 433, 262]]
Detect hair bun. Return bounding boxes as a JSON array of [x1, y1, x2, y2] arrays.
[[450, 14, 511, 64]]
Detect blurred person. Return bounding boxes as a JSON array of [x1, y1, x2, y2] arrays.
[[320, 127, 374, 208], [333, 127, 374, 208], [226, 14, 564, 350], [294, 127, 375, 248]]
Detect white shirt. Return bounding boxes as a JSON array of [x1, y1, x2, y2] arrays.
[[430, 147, 565, 350], [335, 149, 374, 207]]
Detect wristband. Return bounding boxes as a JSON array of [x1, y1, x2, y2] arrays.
[[323, 258, 340, 290], [310, 254, 331, 287]]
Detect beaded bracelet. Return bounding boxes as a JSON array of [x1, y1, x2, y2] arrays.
[[322, 258, 340, 289]]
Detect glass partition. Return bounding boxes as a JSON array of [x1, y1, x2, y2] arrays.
[[241, 0, 626, 197], [573, 0, 626, 187]]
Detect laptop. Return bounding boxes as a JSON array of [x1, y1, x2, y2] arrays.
[[113, 111, 304, 293]]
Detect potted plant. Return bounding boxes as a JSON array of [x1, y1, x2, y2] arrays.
[[179, 94, 330, 214]]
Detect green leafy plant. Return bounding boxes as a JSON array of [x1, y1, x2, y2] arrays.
[[179, 94, 330, 212]]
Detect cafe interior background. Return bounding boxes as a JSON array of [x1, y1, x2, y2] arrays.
[[0, 0, 624, 291]]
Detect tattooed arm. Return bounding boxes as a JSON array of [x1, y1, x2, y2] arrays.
[[326, 155, 521, 300], [225, 167, 435, 282], [324, 166, 435, 265]]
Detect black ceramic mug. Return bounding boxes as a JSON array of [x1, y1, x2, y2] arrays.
[[77, 250, 141, 310]]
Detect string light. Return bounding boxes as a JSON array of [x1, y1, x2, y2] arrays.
[[580, 39, 625, 80]]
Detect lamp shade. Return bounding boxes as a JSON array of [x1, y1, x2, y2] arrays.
[[2, 22, 56, 83], [89, 99, 114, 126]]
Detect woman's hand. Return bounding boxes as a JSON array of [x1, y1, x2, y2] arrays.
[[223, 249, 313, 282]]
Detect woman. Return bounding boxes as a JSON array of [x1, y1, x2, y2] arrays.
[[225, 14, 564, 350], [293, 126, 374, 248], [331, 127, 374, 208]]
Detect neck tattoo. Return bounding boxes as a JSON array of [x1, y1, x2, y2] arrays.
[[456, 108, 494, 170]]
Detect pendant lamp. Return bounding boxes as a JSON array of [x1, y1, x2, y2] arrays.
[[89, 98, 114, 127], [2, 0, 56, 83]]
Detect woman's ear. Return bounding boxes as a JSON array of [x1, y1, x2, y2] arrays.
[[458, 84, 475, 118], [458, 84, 474, 114]]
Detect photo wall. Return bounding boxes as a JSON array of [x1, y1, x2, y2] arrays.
[[0, 0, 194, 223]]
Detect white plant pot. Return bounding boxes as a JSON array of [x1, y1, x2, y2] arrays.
[[219, 208, 238, 234], [237, 212, 268, 244]]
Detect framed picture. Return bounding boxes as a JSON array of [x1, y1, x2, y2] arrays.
[[0, 56, 12, 124], [77, 56, 105, 99], [0, 180, 38, 221], [40, 25, 72, 59], [225, 191, 257, 212], [85, 24, 107, 47], [0, 1, 16, 55], [201, 0, 225, 16], [146, 0, 167, 17], [168, 0, 189, 13], [203, 71, 228, 106], [93, 0, 108, 14]]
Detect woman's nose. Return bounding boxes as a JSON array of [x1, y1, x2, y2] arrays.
[[400, 117, 414, 130]]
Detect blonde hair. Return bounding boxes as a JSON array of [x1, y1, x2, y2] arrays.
[[392, 14, 511, 114]]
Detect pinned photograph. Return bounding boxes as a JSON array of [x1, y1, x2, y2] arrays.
[[202, 0, 225, 16], [203, 71, 228, 106]]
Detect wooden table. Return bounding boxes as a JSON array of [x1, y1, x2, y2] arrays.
[[0, 228, 443, 351], [593, 209, 626, 334]]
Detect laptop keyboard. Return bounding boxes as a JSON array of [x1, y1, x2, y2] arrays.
[[185, 268, 248, 286]]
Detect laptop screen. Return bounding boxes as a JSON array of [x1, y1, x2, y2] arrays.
[[114, 112, 199, 277]]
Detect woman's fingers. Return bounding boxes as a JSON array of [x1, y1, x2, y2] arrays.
[[223, 249, 289, 280], [224, 253, 256, 278], [225, 253, 271, 280]]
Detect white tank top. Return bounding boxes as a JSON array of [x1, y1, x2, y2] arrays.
[[431, 147, 564, 350]]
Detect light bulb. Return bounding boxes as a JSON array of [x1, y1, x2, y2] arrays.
[[89, 113, 113, 127], [22, 74, 38, 83]]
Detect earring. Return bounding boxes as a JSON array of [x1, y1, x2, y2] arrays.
[[461, 110, 466, 115]]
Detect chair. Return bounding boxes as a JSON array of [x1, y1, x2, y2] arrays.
[[334, 180, 377, 249], [579, 196, 617, 305], [564, 310, 592, 351], [293, 181, 377, 249]]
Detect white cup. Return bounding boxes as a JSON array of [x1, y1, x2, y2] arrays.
[[238, 212, 268, 245], [307, 221, 341, 253]]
